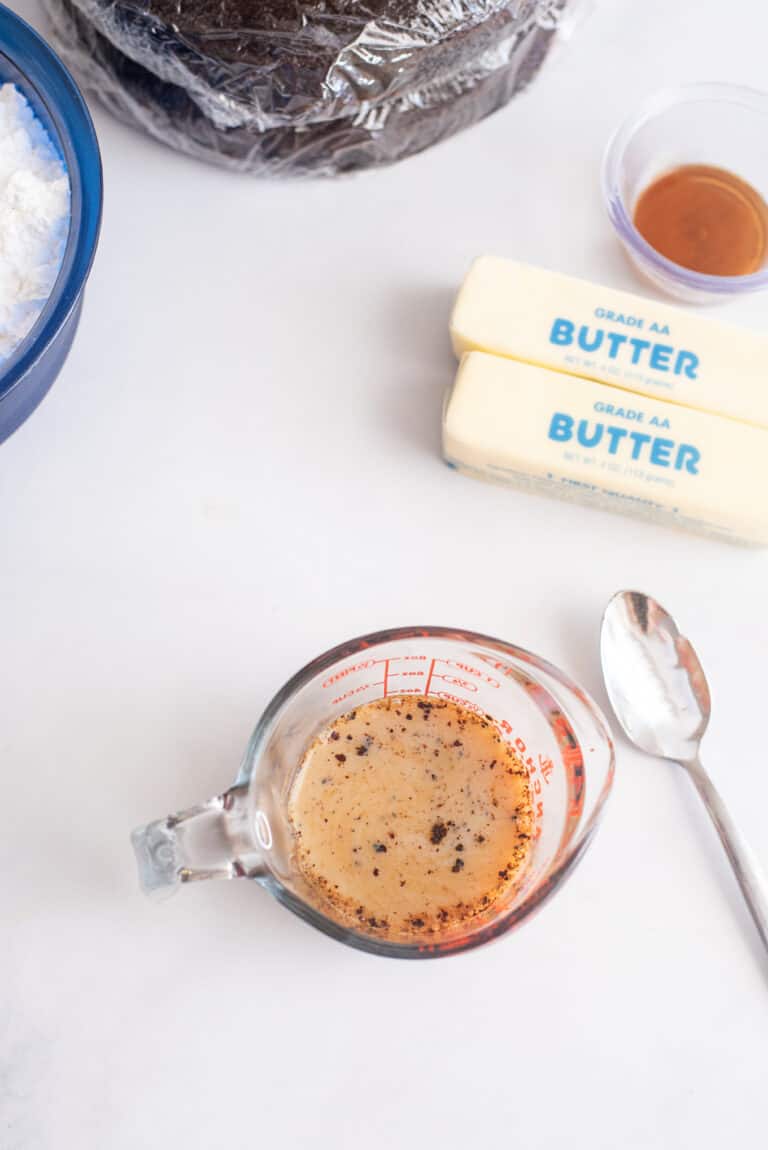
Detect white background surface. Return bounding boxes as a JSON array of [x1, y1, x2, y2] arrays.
[[3, 1, 768, 1146]]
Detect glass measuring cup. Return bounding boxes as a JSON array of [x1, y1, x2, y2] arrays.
[[132, 628, 614, 958]]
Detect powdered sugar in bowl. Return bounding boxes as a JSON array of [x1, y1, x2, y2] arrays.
[[0, 5, 101, 443]]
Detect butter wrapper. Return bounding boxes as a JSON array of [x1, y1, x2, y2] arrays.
[[443, 351, 768, 545], [450, 257, 768, 429]]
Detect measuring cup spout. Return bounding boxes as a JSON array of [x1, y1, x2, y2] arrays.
[[131, 785, 261, 896]]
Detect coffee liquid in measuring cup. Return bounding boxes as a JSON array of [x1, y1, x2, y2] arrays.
[[288, 695, 534, 942]]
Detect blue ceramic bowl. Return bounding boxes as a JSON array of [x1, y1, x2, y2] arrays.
[[0, 4, 101, 442]]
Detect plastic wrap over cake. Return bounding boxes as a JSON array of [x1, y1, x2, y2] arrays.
[[42, 0, 577, 174]]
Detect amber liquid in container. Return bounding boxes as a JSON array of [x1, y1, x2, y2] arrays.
[[633, 164, 768, 276]]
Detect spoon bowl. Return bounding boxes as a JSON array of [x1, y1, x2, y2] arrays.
[[601, 590, 710, 763], [600, 589, 768, 960]]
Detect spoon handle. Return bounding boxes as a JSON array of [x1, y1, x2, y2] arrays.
[[685, 756, 768, 955]]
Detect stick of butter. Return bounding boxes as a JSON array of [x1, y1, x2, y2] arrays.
[[443, 351, 768, 545], [450, 257, 768, 428]]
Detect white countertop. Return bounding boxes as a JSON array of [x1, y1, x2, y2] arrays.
[[3, 1, 768, 1146]]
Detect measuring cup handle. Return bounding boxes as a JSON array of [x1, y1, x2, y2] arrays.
[[131, 785, 262, 896]]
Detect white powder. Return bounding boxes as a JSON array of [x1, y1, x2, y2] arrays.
[[0, 83, 70, 364]]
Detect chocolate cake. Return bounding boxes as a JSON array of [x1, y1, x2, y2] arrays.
[[43, 0, 573, 174]]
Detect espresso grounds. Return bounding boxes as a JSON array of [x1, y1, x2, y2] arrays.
[[288, 695, 534, 943]]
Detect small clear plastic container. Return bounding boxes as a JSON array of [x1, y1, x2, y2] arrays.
[[602, 83, 768, 304], [0, 6, 101, 443]]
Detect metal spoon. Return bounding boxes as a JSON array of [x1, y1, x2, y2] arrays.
[[600, 589, 768, 956]]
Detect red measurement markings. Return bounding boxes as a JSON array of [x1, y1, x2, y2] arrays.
[[432, 693, 485, 715], [523, 749, 552, 841], [431, 673, 479, 693], [443, 660, 500, 687], [474, 654, 518, 676], [385, 656, 431, 697], [561, 744, 583, 770], [385, 669, 429, 698], [323, 659, 383, 688], [331, 681, 385, 705], [327, 654, 501, 706], [552, 714, 583, 764]]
